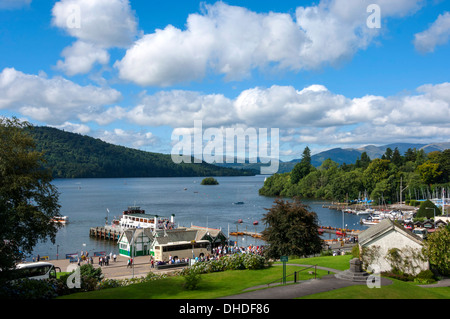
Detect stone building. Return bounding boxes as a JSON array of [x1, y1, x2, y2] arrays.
[[358, 219, 428, 275]]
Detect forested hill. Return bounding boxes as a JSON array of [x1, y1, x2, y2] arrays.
[[27, 126, 256, 179]]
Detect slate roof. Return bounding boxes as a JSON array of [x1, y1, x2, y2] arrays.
[[153, 229, 199, 245], [119, 228, 154, 243], [119, 226, 227, 245], [358, 219, 423, 246]]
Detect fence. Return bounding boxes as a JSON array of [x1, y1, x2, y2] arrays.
[[267, 264, 317, 286]]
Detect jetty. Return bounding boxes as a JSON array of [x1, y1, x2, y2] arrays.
[[90, 226, 122, 241], [319, 226, 360, 237]]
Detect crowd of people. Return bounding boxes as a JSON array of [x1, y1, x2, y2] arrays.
[[153, 244, 267, 266]]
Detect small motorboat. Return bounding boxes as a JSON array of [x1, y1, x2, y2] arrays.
[[253, 220, 259, 226], [233, 201, 244, 205], [52, 216, 68, 224]]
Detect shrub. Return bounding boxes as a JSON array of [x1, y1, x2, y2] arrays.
[[414, 270, 436, 284], [0, 278, 58, 299], [183, 268, 202, 290]]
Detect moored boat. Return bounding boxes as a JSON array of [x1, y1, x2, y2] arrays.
[[52, 216, 68, 224]]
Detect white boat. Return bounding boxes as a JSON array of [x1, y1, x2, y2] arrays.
[[355, 209, 371, 215], [52, 216, 68, 224], [361, 214, 382, 225], [111, 206, 175, 231]]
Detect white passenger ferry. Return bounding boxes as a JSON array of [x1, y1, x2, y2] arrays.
[[111, 206, 176, 231]]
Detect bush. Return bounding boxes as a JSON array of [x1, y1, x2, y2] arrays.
[[183, 268, 202, 290], [414, 270, 436, 284], [416, 200, 440, 219], [186, 253, 267, 275], [0, 278, 59, 299]]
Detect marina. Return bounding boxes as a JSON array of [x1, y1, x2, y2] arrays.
[[29, 175, 440, 262]]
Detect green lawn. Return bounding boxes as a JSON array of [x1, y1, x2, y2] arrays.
[[58, 255, 450, 299], [60, 264, 328, 299], [299, 279, 450, 299]]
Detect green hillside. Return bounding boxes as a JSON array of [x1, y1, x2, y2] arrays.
[[27, 126, 256, 178]]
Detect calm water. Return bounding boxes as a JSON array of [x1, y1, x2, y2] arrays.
[[30, 175, 366, 261]]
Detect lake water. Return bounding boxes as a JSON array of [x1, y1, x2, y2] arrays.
[[30, 175, 367, 261]]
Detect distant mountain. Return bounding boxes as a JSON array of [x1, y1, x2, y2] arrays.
[[356, 143, 428, 159], [310, 148, 363, 167], [421, 142, 450, 153], [212, 142, 450, 174], [309, 142, 449, 167], [27, 126, 256, 178]]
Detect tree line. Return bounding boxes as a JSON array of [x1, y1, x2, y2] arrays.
[[27, 126, 256, 178], [259, 146, 450, 206]]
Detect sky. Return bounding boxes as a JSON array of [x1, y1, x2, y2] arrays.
[[0, 0, 449, 162]]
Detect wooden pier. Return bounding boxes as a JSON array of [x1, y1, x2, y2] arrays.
[[89, 226, 122, 241]]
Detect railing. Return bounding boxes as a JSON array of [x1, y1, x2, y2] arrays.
[[267, 264, 317, 287]]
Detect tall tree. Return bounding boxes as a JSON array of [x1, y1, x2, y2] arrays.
[[291, 146, 312, 184], [0, 118, 60, 274], [261, 197, 323, 258]]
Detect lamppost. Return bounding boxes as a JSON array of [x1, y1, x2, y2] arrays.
[[425, 207, 436, 229], [191, 240, 196, 265]]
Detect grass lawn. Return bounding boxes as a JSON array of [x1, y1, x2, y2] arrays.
[[299, 279, 450, 299], [58, 254, 450, 299], [59, 264, 329, 299]]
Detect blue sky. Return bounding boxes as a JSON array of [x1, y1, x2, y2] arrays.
[[1, 0, 449, 162]]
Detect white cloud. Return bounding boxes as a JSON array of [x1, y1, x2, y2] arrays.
[[52, 0, 137, 75], [96, 128, 159, 149], [52, 121, 91, 135], [0, 67, 121, 124], [414, 12, 450, 53], [107, 81, 450, 149], [115, 0, 423, 87], [56, 41, 110, 76]]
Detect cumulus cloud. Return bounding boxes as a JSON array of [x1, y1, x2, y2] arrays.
[[52, 0, 137, 75], [96, 128, 159, 149], [414, 12, 450, 53], [0, 67, 121, 124], [56, 41, 110, 76], [115, 0, 423, 87], [95, 81, 449, 149]]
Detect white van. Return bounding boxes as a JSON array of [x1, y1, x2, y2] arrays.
[[15, 262, 61, 280]]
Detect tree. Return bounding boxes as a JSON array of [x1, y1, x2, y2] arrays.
[[417, 161, 442, 185], [0, 118, 60, 274], [392, 147, 403, 167], [291, 146, 312, 184], [422, 226, 450, 276], [416, 200, 440, 219], [200, 177, 219, 185], [382, 147, 393, 161], [261, 197, 323, 258]]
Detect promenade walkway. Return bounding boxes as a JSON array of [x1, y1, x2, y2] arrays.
[[221, 264, 393, 299], [48, 255, 184, 280]]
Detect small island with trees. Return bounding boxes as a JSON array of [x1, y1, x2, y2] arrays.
[[201, 177, 219, 185]]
